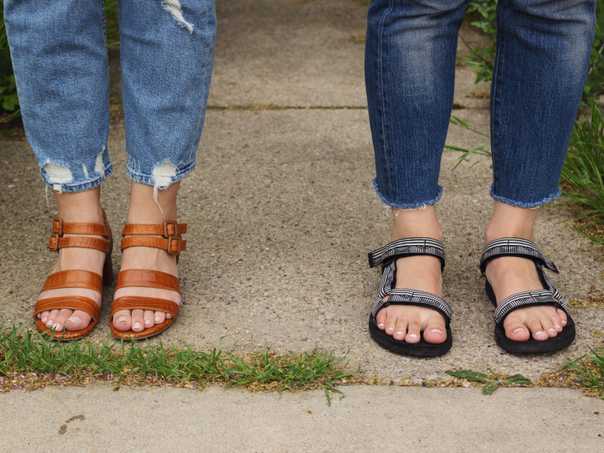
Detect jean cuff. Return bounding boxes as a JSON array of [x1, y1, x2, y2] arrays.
[[127, 160, 198, 189], [490, 186, 561, 209], [373, 180, 443, 209], [43, 163, 112, 193]]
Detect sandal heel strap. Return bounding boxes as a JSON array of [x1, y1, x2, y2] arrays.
[[480, 238, 558, 274], [368, 237, 445, 269]]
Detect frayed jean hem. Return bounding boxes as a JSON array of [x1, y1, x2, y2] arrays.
[[490, 186, 561, 209], [373, 179, 443, 209], [43, 163, 112, 193], [127, 160, 197, 189]]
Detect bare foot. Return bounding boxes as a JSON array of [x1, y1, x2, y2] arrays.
[[375, 206, 447, 344], [484, 203, 567, 342], [112, 183, 181, 333], [36, 189, 108, 332]]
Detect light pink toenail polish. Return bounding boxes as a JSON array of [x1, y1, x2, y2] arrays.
[[513, 328, 524, 335], [378, 323, 384, 329], [134, 322, 142, 330], [430, 329, 442, 335]]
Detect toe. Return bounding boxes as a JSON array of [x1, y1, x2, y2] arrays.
[[47, 309, 60, 328], [154, 311, 166, 325], [376, 309, 387, 330], [143, 310, 155, 328], [385, 310, 397, 336], [540, 313, 558, 338], [527, 319, 548, 341], [550, 314, 563, 333], [405, 319, 421, 344], [53, 309, 73, 332], [113, 309, 132, 332], [65, 310, 91, 331], [40, 311, 49, 324], [423, 314, 446, 344], [503, 313, 530, 341], [556, 309, 568, 326], [131, 309, 145, 332], [393, 317, 408, 341]]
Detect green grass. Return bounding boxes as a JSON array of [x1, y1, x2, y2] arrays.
[[0, 329, 351, 399], [540, 348, 604, 399], [561, 104, 604, 241], [445, 369, 532, 395]]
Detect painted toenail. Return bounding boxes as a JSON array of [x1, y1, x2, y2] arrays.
[[407, 334, 419, 340], [118, 317, 128, 324], [429, 329, 442, 335], [513, 328, 525, 335], [133, 322, 142, 330], [378, 323, 384, 329]]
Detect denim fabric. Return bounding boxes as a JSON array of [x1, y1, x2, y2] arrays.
[[4, 0, 216, 192], [365, 0, 596, 209]]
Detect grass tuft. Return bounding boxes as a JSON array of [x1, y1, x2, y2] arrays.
[[539, 348, 604, 399], [0, 329, 352, 397]]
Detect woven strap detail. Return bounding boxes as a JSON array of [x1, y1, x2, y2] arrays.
[[111, 297, 180, 316], [494, 289, 569, 325], [121, 222, 187, 256], [480, 238, 558, 274], [42, 270, 103, 292], [371, 261, 452, 321], [34, 296, 100, 320], [116, 269, 180, 291], [368, 238, 445, 269]]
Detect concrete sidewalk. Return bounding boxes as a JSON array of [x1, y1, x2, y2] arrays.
[[1, 385, 602, 453]]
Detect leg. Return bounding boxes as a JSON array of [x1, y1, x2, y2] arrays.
[[486, 0, 596, 341], [4, 0, 111, 331], [365, 0, 468, 344], [112, 0, 216, 332]]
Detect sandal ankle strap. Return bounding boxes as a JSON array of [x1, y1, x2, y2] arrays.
[[120, 221, 187, 256], [48, 217, 112, 253]]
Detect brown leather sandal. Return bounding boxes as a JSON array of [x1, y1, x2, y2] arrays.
[[34, 216, 113, 341], [110, 221, 186, 340]]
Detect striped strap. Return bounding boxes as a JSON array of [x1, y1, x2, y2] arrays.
[[480, 238, 558, 274], [368, 238, 445, 269], [371, 261, 452, 321], [494, 289, 569, 325]]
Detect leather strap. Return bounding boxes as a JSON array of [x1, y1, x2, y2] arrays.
[[49, 236, 111, 253], [116, 269, 180, 291], [48, 217, 112, 253], [111, 296, 180, 316], [120, 221, 187, 256], [34, 296, 101, 320], [122, 223, 187, 236], [42, 270, 103, 292]]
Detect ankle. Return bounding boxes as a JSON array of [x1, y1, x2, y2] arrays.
[[485, 202, 537, 243], [390, 207, 443, 241], [54, 189, 104, 224], [127, 183, 179, 224]]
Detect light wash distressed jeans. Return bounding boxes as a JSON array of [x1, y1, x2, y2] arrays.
[[4, 0, 216, 192], [365, 0, 596, 209]]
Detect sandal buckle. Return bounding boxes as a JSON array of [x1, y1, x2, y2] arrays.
[[163, 222, 182, 256], [48, 218, 64, 252]]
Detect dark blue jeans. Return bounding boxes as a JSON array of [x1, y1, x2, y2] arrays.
[[365, 0, 596, 208]]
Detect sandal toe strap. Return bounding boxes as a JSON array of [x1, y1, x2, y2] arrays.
[[116, 269, 180, 292], [42, 270, 103, 292], [494, 289, 569, 325], [368, 237, 445, 269], [480, 238, 558, 274], [111, 297, 180, 317], [34, 296, 100, 320]]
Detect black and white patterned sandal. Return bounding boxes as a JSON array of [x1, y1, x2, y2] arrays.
[[479, 238, 575, 355], [368, 238, 453, 358]]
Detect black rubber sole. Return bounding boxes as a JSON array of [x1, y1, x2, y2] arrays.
[[368, 315, 452, 358], [485, 282, 575, 356]]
